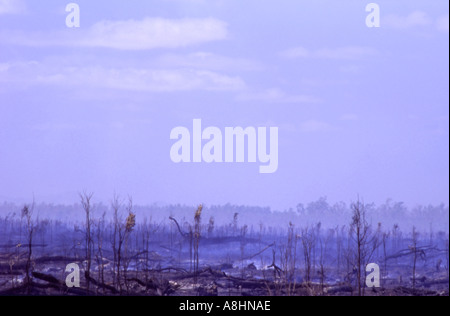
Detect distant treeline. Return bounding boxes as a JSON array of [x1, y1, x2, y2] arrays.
[[0, 197, 448, 233]]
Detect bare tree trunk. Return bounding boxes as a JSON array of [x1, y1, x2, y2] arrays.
[[80, 192, 94, 294], [301, 227, 313, 284], [194, 205, 203, 284], [350, 198, 372, 297], [96, 212, 106, 295], [117, 232, 123, 293], [111, 194, 122, 289], [356, 224, 362, 296], [26, 224, 33, 293], [383, 232, 389, 280], [22, 202, 35, 294], [287, 223, 298, 296], [116, 198, 136, 295], [336, 227, 342, 277], [412, 227, 419, 290], [319, 238, 325, 295], [445, 239, 449, 278]]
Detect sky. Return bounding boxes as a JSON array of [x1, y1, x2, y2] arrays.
[[0, 0, 448, 211]]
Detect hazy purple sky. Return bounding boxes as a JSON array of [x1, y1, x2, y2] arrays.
[[0, 0, 448, 211]]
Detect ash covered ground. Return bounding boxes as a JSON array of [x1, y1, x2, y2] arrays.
[[0, 200, 448, 296]]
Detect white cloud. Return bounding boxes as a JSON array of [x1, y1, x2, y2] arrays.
[[436, 14, 449, 33], [0, 61, 246, 92], [81, 17, 228, 50], [2, 17, 228, 50], [237, 88, 320, 104], [384, 11, 432, 29], [384, 11, 449, 33], [66, 68, 245, 91], [0, 0, 25, 15], [280, 46, 378, 60]]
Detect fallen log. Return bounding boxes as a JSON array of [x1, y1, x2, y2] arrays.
[[386, 246, 437, 261], [393, 286, 439, 296], [324, 285, 353, 295], [172, 267, 225, 280], [147, 266, 188, 274], [32, 272, 60, 285], [85, 272, 119, 294], [0, 274, 88, 296], [243, 243, 275, 261], [31, 281, 89, 296], [127, 277, 175, 296], [420, 278, 449, 288]]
